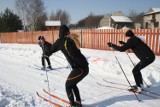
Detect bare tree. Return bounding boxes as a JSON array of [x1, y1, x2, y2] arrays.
[[128, 10, 138, 23], [49, 9, 70, 25], [15, 0, 47, 31], [60, 10, 70, 25], [15, 0, 29, 31], [128, 10, 144, 28], [49, 11, 56, 20]]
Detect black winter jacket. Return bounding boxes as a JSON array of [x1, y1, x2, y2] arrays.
[[39, 41, 52, 57], [112, 36, 155, 61], [50, 36, 88, 68]]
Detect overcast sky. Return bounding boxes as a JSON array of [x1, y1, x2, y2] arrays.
[[0, 0, 160, 24]]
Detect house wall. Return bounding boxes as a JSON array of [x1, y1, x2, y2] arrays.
[[156, 14, 160, 28], [47, 26, 60, 31], [99, 15, 110, 27], [143, 13, 160, 29], [110, 19, 133, 29]]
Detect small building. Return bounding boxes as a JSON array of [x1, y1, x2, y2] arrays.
[[111, 16, 132, 29], [99, 11, 133, 29], [143, 8, 160, 29], [45, 21, 61, 30]]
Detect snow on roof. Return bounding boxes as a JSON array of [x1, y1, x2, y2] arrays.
[[152, 8, 160, 12], [111, 16, 132, 23], [45, 21, 61, 26], [144, 8, 160, 15], [97, 26, 115, 29]]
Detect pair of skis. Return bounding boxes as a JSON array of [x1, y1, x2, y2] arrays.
[[37, 89, 70, 107], [28, 64, 54, 72], [97, 79, 160, 101], [30, 64, 69, 72]]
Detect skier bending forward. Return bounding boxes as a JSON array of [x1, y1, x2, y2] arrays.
[[107, 30, 155, 92], [50, 25, 89, 107]]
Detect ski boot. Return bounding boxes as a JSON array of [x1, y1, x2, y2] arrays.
[[41, 66, 46, 70], [47, 65, 52, 70], [69, 102, 76, 107], [75, 101, 82, 107], [128, 85, 141, 92]]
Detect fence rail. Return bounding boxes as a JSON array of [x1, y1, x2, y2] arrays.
[[0, 29, 160, 55]]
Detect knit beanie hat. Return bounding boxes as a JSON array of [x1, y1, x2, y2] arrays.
[[125, 30, 135, 37], [38, 36, 44, 40], [59, 25, 70, 38]]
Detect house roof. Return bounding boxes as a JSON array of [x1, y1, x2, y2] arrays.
[[111, 16, 132, 23], [45, 21, 61, 26], [144, 8, 160, 15], [151, 8, 160, 12], [147, 8, 160, 13]]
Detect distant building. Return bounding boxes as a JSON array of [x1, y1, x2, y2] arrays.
[[99, 14, 111, 27], [143, 8, 160, 29], [111, 16, 132, 29], [99, 11, 133, 29], [45, 21, 61, 30]]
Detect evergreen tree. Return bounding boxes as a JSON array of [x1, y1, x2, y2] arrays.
[[0, 8, 23, 32]]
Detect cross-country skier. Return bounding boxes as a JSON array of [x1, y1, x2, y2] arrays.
[[107, 29, 155, 92], [49, 25, 89, 107], [38, 36, 52, 70]]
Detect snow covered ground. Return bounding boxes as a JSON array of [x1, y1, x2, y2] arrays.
[[0, 43, 160, 107]]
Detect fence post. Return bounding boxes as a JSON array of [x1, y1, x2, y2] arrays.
[[0, 33, 1, 43], [31, 31, 34, 44], [52, 30, 54, 43], [155, 29, 159, 55], [80, 29, 82, 48], [157, 29, 160, 55]]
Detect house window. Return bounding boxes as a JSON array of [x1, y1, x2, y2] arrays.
[[145, 22, 148, 29], [152, 14, 155, 20], [154, 22, 159, 27]]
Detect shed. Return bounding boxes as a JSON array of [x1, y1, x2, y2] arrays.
[[45, 21, 61, 30], [111, 16, 133, 29]]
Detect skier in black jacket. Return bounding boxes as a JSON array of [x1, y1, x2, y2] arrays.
[[50, 25, 89, 107], [38, 36, 52, 70], [107, 30, 155, 92]]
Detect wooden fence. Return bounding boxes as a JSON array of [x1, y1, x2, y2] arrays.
[[0, 29, 160, 55]]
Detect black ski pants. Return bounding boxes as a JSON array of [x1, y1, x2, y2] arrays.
[[132, 57, 155, 87], [41, 56, 51, 67], [65, 66, 89, 106]]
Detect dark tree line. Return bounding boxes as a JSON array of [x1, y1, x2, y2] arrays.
[[0, 8, 23, 32], [70, 14, 103, 29]]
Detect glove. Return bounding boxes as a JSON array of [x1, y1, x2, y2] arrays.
[[119, 41, 125, 44], [107, 42, 113, 47]]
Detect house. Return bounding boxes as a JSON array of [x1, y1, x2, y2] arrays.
[[110, 16, 132, 29], [45, 21, 61, 30], [99, 11, 133, 29], [143, 8, 160, 29], [99, 14, 111, 27]]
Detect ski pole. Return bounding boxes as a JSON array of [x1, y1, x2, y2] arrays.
[[113, 51, 141, 102], [126, 52, 149, 88], [54, 54, 66, 60], [42, 42, 51, 90], [50, 57, 71, 70], [41, 42, 52, 106]]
